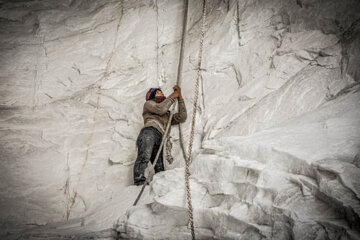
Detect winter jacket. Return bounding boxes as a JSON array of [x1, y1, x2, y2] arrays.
[[142, 97, 187, 135]]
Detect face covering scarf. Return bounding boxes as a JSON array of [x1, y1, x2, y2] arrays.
[[152, 96, 166, 103]]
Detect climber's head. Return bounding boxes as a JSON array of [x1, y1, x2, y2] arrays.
[[146, 88, 165, 103]]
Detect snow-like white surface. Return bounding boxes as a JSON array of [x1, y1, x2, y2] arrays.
[[0, 0, 359, 239], [117, 91, 360, 239]]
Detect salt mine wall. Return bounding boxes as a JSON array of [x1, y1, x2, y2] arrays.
[[0, 0, 359, 239]]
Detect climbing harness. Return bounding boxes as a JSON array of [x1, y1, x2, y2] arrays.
[[133, 1, 207, 240]]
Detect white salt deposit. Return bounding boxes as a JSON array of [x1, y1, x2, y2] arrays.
[[0, 0, 359, 239]]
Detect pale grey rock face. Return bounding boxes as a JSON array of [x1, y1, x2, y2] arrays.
[[0, 0, 359, 239]]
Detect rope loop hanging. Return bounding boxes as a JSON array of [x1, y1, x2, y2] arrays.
[[185, 0, 207, 239]]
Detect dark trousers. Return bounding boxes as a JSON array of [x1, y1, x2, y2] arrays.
[[133, 126, 165, 185]]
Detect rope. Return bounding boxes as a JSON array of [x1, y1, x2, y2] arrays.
[[177, 0, 189, 163], [133, 0, 190, 206], [133, 2, 207, 240], [185, 0, 207, 239], [133, 110, 175, 206]]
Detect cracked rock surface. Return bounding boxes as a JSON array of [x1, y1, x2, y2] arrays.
[[0, 0, 359, 239]]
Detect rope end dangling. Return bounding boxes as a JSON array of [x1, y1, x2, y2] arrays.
[[184, 0, 207, 239]]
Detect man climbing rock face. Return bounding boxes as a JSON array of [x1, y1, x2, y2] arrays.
[[133, 85, 187, 186]]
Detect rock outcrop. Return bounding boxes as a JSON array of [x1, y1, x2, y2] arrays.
[[0, 0, 359, 239]]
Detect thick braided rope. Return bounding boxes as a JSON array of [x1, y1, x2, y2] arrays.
[[177, 0, 189, 163], [186, 1, 207, 239], [134, 0, 190, 207]]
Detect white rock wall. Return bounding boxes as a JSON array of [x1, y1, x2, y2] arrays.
[[0, 0, 359, 239]]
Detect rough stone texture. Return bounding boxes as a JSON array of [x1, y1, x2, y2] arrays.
[[0, 0, 359, 239]]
